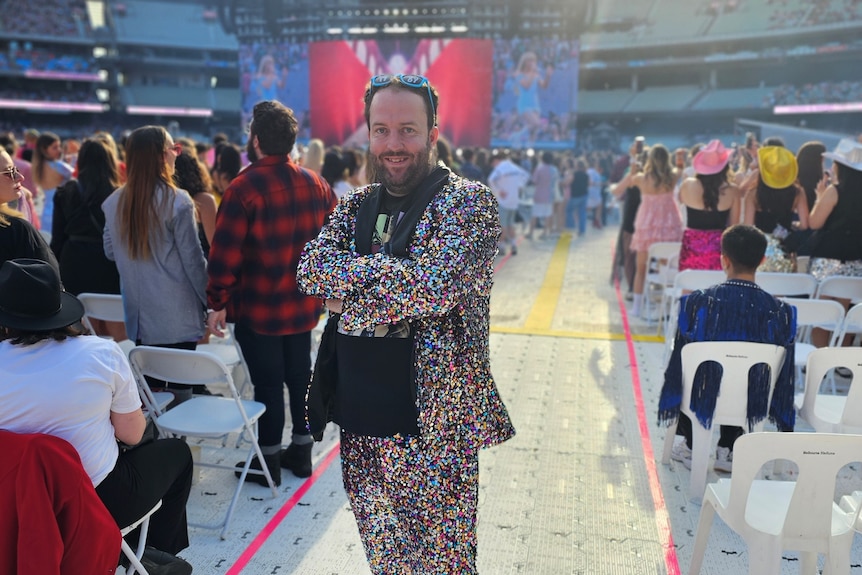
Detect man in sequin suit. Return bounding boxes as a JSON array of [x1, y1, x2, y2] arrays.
[[297, 74, 515, 574]]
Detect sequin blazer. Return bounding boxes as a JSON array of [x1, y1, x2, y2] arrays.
[[297, 172, 515, 448]]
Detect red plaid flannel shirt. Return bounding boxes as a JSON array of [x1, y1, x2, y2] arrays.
[[206, 155, 336, 335]]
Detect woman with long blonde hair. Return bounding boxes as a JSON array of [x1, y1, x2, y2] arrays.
[[627, 144, 683, 317], [102, 126, 207, 356]]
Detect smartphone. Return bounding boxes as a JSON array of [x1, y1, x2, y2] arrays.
[[635, 137, 645, 154]]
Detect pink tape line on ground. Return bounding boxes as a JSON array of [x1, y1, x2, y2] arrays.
[[226, 443, 341, 575], [613, 276, 681, 575]]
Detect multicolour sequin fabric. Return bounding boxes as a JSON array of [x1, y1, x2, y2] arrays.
[[297, 172, 515, 573]]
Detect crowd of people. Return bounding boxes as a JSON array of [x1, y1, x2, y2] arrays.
[[765, 81, 862, 106], [1, 69, 862, 573], [0, 47, 97, 74], [0, 0, 91, 37]]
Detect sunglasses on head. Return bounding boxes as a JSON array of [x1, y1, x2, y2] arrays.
[[369, 74, 436, 125], [1, 165, 21, 180]]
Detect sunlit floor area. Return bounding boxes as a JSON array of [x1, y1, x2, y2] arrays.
[[176, 224, 862, 575]]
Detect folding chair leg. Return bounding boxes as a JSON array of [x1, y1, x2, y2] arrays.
[[660, 420, 679, 465], [122, 539, 150, 575]]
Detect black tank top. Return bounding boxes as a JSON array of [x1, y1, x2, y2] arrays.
[[686, 206, 729, 230]]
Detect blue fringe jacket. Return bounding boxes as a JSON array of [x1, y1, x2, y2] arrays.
[[658, 280, 797, 432]]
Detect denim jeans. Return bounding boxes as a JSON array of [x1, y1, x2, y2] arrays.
[[567, 196, 588, 235], [233, 324, 312, 447]]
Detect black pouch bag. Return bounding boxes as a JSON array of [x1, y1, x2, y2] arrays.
[[334, 328, 419, 437]]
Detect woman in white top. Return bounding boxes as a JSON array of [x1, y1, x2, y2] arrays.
[[0, 258, 193, 562]]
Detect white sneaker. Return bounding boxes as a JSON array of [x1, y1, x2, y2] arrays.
[[714, 447, 733, 473], [670, 438, 692, 470]]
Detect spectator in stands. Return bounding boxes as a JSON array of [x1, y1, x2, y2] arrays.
[[488, 149, 530, 256], [321, 148, 351, 199], [303, 138, 325, 174], [808, 140, 862, 345], [0, 132, 37, 227], [677, 140, 741, 270], [743, 146, 808, 272], [0, 259, 194, 574], [343, 148, 368, 189], [627, 144, 683, 318], [459, 148, 484, 184], [32, 132, 73, 231], [102, 126, 208, 403], [527, 151, 558, 240], [173, 149, 217, 257], [49, 138, 123, 340], [660, 225, 796, 473], [212, 143, 241, 203], [0, 149, 57, 269]]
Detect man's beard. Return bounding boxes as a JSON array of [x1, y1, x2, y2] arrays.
[[369, 140, 434, 196], [246, 135, 258, 163]]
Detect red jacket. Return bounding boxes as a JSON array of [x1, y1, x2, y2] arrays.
[[0, 431, 120, 575]]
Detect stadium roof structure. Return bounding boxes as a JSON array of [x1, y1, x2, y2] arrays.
[[218, 0, 597, 42]]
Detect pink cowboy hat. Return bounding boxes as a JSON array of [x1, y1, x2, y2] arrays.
[[692, 140, 731, 175]]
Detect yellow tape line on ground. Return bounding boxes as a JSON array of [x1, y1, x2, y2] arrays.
[[522, 233, 572, 330], [489, 325, 664, 343]]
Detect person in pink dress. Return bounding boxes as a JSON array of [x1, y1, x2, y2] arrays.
[[628, 144, 683, 317]]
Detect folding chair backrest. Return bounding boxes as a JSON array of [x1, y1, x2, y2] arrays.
[[756, 272, 818, 298], [648, 241, 681, 265], [803, 347, 862, 431], [782, 297, 846, 346], [77, 293, 125, 332], [816, 276, 862, 302], [727, 432, 862, 545], [129, 346, 232, 387], [680, 341, 785, 428], [837, 303, 862, 345]]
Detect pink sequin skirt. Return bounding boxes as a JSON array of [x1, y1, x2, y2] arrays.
[[679, 228, 723, 271]]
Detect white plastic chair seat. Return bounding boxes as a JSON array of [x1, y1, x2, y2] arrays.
[[795, 347, 862, 434], [794, 393, 847, 428], [155, 395, 265, 438], [689, 432, 862, 575]]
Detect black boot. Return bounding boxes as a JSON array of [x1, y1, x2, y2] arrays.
[[235, 451, 281, 487], [280, 442, 312, 478], [139, 547, 193, 575]]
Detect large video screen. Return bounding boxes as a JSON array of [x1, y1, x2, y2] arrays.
[[240, 37, 579, 150]]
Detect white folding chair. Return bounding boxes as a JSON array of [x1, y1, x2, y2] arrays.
[[77, 292, 125, 334], [643, 241, 681, 323], [119, 500, 162, 575], [128, 346, 277, 539], [835, 302, 862, 347], [662, 269, 725, 361], [781, 297, 846, 392], [815, 276, 862, 304], [756, 271, 818, 298], [689, 432, 862, 575], [660, 341, 786, 501], [794, 347, 862, 434]]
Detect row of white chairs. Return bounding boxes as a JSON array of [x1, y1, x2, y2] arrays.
[[663, 343, 862, 574], [76, 293, 274, 540]]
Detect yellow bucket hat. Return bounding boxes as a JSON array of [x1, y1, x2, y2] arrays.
[[758, 146, 798, 189]]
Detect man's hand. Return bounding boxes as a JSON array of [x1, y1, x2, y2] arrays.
[[207, 309, 227, 338], [325, 298, 343, 314]]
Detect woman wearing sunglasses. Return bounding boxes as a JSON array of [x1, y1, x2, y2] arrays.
[[102, 126, 208, 383], [0, 147, 58, 270]]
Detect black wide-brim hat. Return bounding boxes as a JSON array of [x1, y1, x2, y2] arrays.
[[0, 259, 84, 331]]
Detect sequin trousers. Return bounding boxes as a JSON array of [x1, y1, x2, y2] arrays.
[[341, 432, 479, 575]]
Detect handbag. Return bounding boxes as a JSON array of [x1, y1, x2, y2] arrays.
[[117, 418, 159, 453]]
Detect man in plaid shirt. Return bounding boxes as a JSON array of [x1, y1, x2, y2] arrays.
[[206, 100, 336, 486]]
